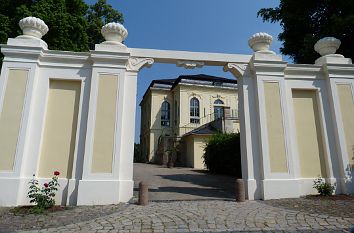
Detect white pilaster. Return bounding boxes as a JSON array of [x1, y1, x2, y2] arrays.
[[315, 37, 354, 194], [0, 17, 48, 206]]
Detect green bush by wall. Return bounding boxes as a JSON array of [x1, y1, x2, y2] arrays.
[[203, 133, 241, 177]]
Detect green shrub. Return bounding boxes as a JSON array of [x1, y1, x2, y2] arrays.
[[134, 143, 145, 163], [313, 177, 335, 196], [203, 133, 241, 177]]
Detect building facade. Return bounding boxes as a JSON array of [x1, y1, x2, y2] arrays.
[[140, 74, 239, 166]]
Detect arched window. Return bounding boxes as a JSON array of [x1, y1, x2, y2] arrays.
[[214, 99, 224, 119], [161, 101, 170, 126], [190, 97, 200, 123]]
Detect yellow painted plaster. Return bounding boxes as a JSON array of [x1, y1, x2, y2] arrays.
[[292, 90, 327, 178], [337, 84, 354, 166], [0, 70, 28, 171], [39, 80, 81, 178], [264, 82, 288, 173], [193, 136, 208, 169], [91, 74, 118, 173]]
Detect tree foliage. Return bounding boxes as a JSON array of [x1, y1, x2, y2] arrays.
[[258, 0, 354, 63], [0, 0, 123, 53]]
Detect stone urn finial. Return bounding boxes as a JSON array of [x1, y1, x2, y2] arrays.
[[314, 37, 341, 56], [248, 32, 273, 53], [101, 22, 128, 44], [19, 17, 49, 39]]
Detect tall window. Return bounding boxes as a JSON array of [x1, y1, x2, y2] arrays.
[[214, 99, 224, 119], [190, 97, 200, 123], [161, 101, 170, 126]]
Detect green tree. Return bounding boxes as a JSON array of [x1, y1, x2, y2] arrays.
[[86, 0, 124, 49], [0, 0, 123, 56], [258, 0, 354, 63]]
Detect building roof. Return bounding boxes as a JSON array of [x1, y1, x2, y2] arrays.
[[141, 74, 237, 104], [183, 123, 219, 137], [177, 74, 237, 84]]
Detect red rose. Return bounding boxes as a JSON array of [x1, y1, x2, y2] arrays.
[[44, 183, 49, 188], [54, 171, 60, 176]]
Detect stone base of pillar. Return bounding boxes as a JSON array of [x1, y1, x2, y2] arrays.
[[261, 179, 301, 200], [0, 178, 22, 206], [77, 179, 133, 205], [0, 177, 77, 206], [244, 179, 261, 200]]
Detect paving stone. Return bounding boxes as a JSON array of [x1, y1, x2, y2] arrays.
[[1, 197, 353, 233]]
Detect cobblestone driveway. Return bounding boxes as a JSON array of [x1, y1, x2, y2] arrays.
[[10, 200, 353, 233]]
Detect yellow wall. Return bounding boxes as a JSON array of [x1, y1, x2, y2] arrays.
[[337, 84, 354, 166], [140, 92, 152, 161], [145, 90, 173, 161], [183, 135, 208, 169], [178, 85, 238, 129], [193, 136, 208, 169], [231, 119, 240, 133], [0, 70, 28, 171], [292, 90, 327, 178], [92, 74, 118, 173], [150, 90, 173, 129], [39, 80, 81, 178], [264, 82, 288, 173]]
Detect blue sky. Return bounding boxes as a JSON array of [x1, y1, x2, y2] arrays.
[[86, 0, 284, 142]]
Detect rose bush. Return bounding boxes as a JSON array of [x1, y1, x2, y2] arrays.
[[28, 171, 60, 213]]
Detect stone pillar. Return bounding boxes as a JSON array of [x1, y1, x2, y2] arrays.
[[77, 23, 154, 205], [224, 62, 259, 200], [247, 33, 298, 199], [315, 37, 354, 194], [225, 32, 299, 200], [77, 22, 130, 205], [226, 33, 299, 200], [0, 17, 48, 206]]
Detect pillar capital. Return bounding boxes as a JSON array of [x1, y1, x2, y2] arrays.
[[126, 57, 154, 72]]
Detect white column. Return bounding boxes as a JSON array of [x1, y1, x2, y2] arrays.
[[77, 22, 154, 205], [77, 41, 130, 205], [0, 17, 49, 206], [249, 52, 299, 199], [117, 57, 154, 201], [224, 63, 262, 200], [315, 37, 354, 194]]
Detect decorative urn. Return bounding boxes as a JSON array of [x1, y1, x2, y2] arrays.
[[19, 17, 49, 39], [248, 32, 273, 52], [314, 37, 341, 56], [101, 22, 128, 44]]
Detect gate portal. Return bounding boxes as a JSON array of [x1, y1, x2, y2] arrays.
[[0, 18, 353, 206]]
